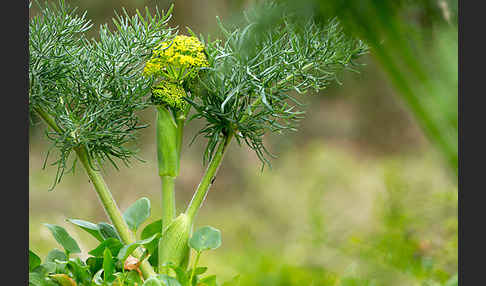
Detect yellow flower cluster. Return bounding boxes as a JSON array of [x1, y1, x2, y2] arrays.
[[151, 82, 188, 110], [144, 35, 209, 110], [143, 35, 209, 83]]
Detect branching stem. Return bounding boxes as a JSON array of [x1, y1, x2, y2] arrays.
[[183, 63, 316, 221], [34, 107, 156, 278]]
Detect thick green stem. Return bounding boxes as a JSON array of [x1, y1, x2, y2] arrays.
[[156, 106, 180, 224], [156, 107, 185, 273], [74, 148, 132, 242], [156, 106, 184, 223], [75, 149, 156, 278], [161, 175, 176, 227], [159, 113, 185, 226], [34, 107, 156, 278], [185, 133, 233, 221]]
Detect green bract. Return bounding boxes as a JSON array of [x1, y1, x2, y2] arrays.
[[158, 213, 192, 270], [123, 197, 152, 231]]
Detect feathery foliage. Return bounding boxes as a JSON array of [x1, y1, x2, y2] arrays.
[[189, 2, 368, 165], [29, 0, 175, 189]]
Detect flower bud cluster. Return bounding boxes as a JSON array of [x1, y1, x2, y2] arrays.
[[151, 82, 187, 110]]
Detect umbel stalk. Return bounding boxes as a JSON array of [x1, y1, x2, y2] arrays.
[[185, 132, 233, 221], [156, 106, 180, 227], [160, 175, 176, 226]]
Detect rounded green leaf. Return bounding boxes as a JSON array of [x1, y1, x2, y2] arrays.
[[67, 218, 104, 242], [123, 197, 151, 231], [189, 226, 222, 252], [44, 224, 81, 254]]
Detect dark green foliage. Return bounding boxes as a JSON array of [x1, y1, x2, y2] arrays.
[[31, 215, 157, 285], [188, 2, 367, 165], [32, 214, 227, 285], [29, 0, 175, 189]]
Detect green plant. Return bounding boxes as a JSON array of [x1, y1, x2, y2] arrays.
[[29, 1, 366, 285]]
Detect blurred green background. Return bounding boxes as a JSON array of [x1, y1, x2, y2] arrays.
[[29, 1, 457, 285]]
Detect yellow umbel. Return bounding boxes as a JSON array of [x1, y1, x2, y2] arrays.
[[143, 35, 209, 83]]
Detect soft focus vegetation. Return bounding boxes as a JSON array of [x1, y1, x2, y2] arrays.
[[29, 0, 457, 285]]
